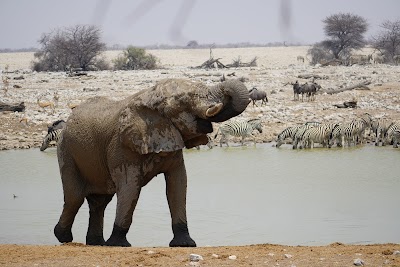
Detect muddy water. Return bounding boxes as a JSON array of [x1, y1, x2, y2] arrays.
[[0, 144, 399, 246]]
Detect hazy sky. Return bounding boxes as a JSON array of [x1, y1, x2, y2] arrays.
[[0, 0, 399, 49]]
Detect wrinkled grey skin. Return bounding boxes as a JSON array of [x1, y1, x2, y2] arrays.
[[54, 78, 250, 247]]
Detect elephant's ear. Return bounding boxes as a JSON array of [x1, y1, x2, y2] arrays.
[[119, 107, 185, 154]]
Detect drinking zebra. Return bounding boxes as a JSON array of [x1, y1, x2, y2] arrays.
[[299, 123, 338, 149], [351, 113, 372, 144], [370, 118, 393, 146], [292, 122, 320, 149], [40, 129, 64, 151], [276, 122, 320, 148], [392, 129, 400, 148], [275, 125, 303, 148], [214, 118, 263, 147], [384, 121, 400, 146]]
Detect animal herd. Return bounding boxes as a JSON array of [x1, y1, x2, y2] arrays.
[[292, 80, 321, 102], [275, 113, 400, 149], [39, 79, 398, 151]]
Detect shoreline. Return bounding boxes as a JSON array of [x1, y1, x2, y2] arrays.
[[1, 242, 399, 266]]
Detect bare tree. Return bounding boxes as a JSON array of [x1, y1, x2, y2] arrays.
[[321, 13, 368, 59], [32, 25, 107, 71], [371, 20, 400, 63]]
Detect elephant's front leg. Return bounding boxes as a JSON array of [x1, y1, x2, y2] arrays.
[[165, 151, 196, 247], [106, 165, 142, 247]]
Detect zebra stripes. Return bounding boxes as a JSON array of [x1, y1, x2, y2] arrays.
[[392, 129, 400, 148], [299, 123, 337, 149], [40, 129, 63, 151], [385, 121, 400, 146], [275, 125, 304, 148], [214, 118, 263, 147], [371, 118, 396, 146]]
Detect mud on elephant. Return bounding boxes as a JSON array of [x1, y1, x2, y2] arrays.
[[54, 78, 250, 247]]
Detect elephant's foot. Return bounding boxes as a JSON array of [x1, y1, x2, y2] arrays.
[[169, 223, 196, 247], [86, 235, 105, 246], [54, 223, 73, 243], [105, 224, 131, 247]]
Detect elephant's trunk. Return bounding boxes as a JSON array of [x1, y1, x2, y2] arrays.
[[207, 80, 250, 122]]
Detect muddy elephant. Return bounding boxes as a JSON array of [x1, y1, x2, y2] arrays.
[[54, 78, 250, 247]]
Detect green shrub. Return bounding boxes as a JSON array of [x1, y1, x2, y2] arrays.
[[113, 46, 158, 70]]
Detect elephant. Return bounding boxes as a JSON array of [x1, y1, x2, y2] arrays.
[[54, 78, 250, 247]]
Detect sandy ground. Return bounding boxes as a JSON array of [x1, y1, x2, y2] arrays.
[[0, 243, 399, 267], [1, 47, 400, 266]]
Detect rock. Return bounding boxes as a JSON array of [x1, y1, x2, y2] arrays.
[[353, 258, 364, 266], [228, 255, 237, 260], [189, 254, 203, 262], [284, 254, 293, 259]]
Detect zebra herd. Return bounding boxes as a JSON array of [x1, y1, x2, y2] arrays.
[[40, 114, 400, 151], [275, 113, 400, 149]]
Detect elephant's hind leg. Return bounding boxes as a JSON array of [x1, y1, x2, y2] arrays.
[[86, 194, 114, 245], [54, 158, 85, 243]]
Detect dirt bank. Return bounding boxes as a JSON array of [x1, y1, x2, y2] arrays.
[[1, 242, 399, 267]]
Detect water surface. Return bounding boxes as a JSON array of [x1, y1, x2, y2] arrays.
[[0, 144, 399, 246]]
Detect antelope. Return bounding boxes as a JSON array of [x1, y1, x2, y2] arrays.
[[53, 91, 60, 107], [19, 117, 29, 126], [37, 97, 55, 114], [2, 76, 10, 96], [67, 100, 79, 110]]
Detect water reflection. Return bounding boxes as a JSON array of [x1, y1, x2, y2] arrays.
[[0, 144, 399, 246]]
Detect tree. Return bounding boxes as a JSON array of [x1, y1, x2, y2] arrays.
[[321, 13, 368, 59], [32, 25, 107, 71], [113, 46, 158, 70], [186, 40, 199, 48], [372, 20, 400, 63]]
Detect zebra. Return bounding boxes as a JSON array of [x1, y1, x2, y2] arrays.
[[40, 129, 63, 151], [214, 118, 263, 147], [384, 121, 400, 146], [292, 123, 319, 149], [299, 123, 337, 149], [195, 134, 214, 150], [329, 118, 368, 148], [370, 118, 393, 146], [392, 129, 400, 148], [275, 125, 303, 148], [350, 113, 372, 145], [276, 122, 320, 148]]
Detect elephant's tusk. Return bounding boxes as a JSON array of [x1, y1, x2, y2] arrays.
[[205, 103, 223, 117]]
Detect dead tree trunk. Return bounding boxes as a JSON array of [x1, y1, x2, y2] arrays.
[[322, 81, 371, 95], [0, 101, 26, 112]]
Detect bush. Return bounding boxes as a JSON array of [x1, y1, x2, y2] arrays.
[[307, 42, 335, 65], [113, 46, 158, 70]]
